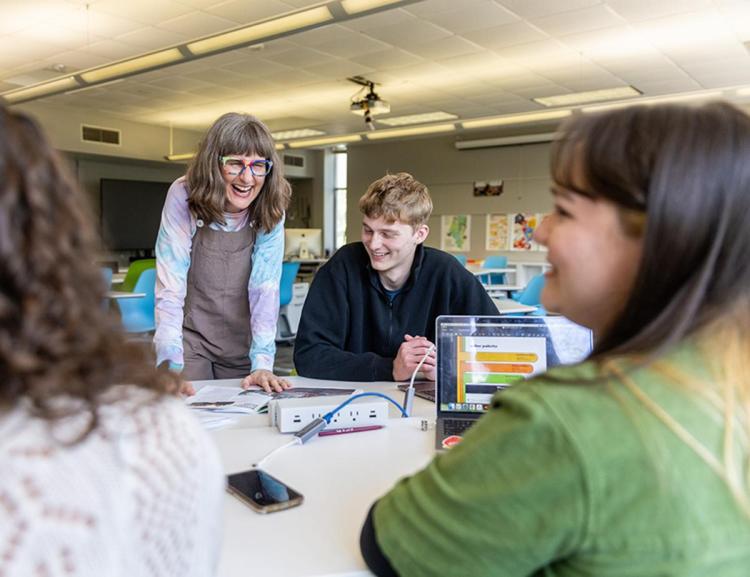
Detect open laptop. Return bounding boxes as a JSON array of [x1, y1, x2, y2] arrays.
[[435, 315, 593, 450]]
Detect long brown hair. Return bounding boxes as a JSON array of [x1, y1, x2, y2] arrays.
[[551, 102, 750, 358], [0, 107, 178, 439], [186, 112, 290, 233], [552, 102, 750, 512]]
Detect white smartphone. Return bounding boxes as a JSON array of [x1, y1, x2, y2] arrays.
[[227, 469, 304, 514]]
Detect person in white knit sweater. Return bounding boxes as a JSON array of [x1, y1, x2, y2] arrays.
[[0, 107, 225, 576]]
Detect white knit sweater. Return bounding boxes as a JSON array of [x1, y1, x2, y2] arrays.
[[0, 387, 224, 576]]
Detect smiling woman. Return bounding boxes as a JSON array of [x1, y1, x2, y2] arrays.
[[153, 112, 292, 393]]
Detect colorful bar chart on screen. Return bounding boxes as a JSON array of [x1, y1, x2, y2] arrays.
[[456, 336, 547, 405]]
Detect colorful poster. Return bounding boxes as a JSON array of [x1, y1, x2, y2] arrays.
[[510, 212, 538, 251], [485, 214, 510, 251], [441, 214, 471, 252]]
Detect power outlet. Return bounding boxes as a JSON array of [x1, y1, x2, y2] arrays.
[[270, 395, 389, 433]]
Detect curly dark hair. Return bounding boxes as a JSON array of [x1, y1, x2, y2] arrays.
[[186, 112, 291, 233], [0, 107, 179, 439]]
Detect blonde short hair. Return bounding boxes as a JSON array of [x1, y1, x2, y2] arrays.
[[358, 172, 432, 228]]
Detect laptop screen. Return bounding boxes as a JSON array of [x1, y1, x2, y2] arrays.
[[436, 315, 593, 415]]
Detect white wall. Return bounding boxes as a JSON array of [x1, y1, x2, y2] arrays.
[[347, 134, 553, 262]]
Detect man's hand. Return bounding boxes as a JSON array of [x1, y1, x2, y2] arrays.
[[393, 334, 437, 381], [241, 369, 292, 393]]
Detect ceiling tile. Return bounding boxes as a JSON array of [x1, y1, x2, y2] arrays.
[[462, 21, 549, 50], [408, 36, 484, 60], [348, 47, 424, 70], [94, 0, 194, 25], [605, 0, 715, 22], [531, 4, 626, 36], [415, 1, 519, 34], [205, 0, 299, 24], [497, 0, 602, 19], [158, 11, 237, 37], [115, 26, 190, 50], [303, 58, 376, 80], [262, 48, 338, 68], [363, 17, 453, 47]]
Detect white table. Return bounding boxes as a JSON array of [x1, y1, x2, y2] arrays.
[[493, 298, 537, 315], [192, 377, 437, 577], [482, 283, 523, 298], [106, 291, 145, 299]]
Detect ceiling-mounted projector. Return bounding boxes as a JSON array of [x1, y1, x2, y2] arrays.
[[348, 76, 390, 130], [349, 91, 390, 116]]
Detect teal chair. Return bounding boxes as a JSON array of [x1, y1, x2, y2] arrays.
[[116, 267, 156, 333], [513, 273, 545, 306], [277, 261, 301, 340], [479, 255, 508, 284], [453, 254, 468, 266]]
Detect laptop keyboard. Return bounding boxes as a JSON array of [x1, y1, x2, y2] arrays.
[[443, 418, 475, 437]]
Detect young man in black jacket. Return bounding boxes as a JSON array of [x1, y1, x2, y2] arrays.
[[293, 172, 498, 382]]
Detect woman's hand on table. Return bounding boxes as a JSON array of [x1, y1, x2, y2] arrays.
[[242, 369, 292, 393]]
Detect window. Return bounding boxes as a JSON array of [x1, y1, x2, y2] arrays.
[[333, 150, 347, 249]]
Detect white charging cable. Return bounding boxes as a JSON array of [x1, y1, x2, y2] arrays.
[[402, 343, 435, 417]]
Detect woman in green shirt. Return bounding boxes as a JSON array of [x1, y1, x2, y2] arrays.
[[361, 101, 750, 576]]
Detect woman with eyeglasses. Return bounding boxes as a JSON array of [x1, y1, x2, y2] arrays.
[[154, 112, 292, 393]]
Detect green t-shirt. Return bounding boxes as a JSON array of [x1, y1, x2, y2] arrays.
[[373, 344, 750, 576]]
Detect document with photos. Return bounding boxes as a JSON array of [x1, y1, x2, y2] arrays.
[[186, 384, 359, 414]]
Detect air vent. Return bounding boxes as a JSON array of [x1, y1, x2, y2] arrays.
[[283, 154, 304, 168], [81, 125, 121, 145]]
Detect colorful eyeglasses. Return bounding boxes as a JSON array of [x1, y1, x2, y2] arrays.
[[220, 156, 273, 177]]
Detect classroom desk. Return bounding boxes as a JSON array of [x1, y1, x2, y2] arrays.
[[192, 377, 436, 577], [105, 291, 145, 299], [493, 298, 537, 315], [482, 284, 523, 298]]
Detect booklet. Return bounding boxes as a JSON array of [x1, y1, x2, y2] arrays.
[[187, 385, 359, 415]]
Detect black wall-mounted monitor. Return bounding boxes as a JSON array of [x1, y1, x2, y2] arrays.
[[100, 178, 170, 253]]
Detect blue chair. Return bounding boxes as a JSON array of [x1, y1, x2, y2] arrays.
[[116, 267, 156, 333], [479, 255, 508, 285], [277, 261, 301, 340], [512, 273, 545, 306], [453, 254, 467, 266]]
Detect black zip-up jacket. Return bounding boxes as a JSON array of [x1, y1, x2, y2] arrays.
[[293, 242, 498, 381]]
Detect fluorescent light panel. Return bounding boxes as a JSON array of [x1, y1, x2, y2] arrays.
[[377, 111, 457, 126], [289, 134, 362, 148], [3, 76, 79, 103], [80, 49, 184, 84], [462, 109, 571, 129], [583, 90, 724, 113], [188, 6, 333, 55], [165, 153, 195, 161], [366, 123, 456, 140], [341, 0, 404, 15], [271, 128, 325, 139], [534, 86, 640, 107]]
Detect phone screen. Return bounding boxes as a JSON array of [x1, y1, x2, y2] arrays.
[[227, 469, 304, 513]]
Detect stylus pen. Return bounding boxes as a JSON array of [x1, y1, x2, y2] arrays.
[[318, 425, 384, 437]]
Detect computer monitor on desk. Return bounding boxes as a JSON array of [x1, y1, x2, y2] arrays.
[[285, 228, 322, 259]]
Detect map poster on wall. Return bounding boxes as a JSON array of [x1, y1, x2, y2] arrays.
[[441, 214, 471, 252], [485, 214, 510, 251], [511, 212, 539, 251]]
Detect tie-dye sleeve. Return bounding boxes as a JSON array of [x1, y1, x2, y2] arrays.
[[247, 217, 284, 372], [154, 179, 193, 370]]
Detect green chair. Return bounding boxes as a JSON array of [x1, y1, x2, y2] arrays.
[[113, 259, 156, 292]]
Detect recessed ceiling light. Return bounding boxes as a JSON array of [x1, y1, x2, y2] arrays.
[[462, 109, 571, 129], [377, 112, 458, 126], [534, 86, 641, 107], [272, 128, 325, 139]]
